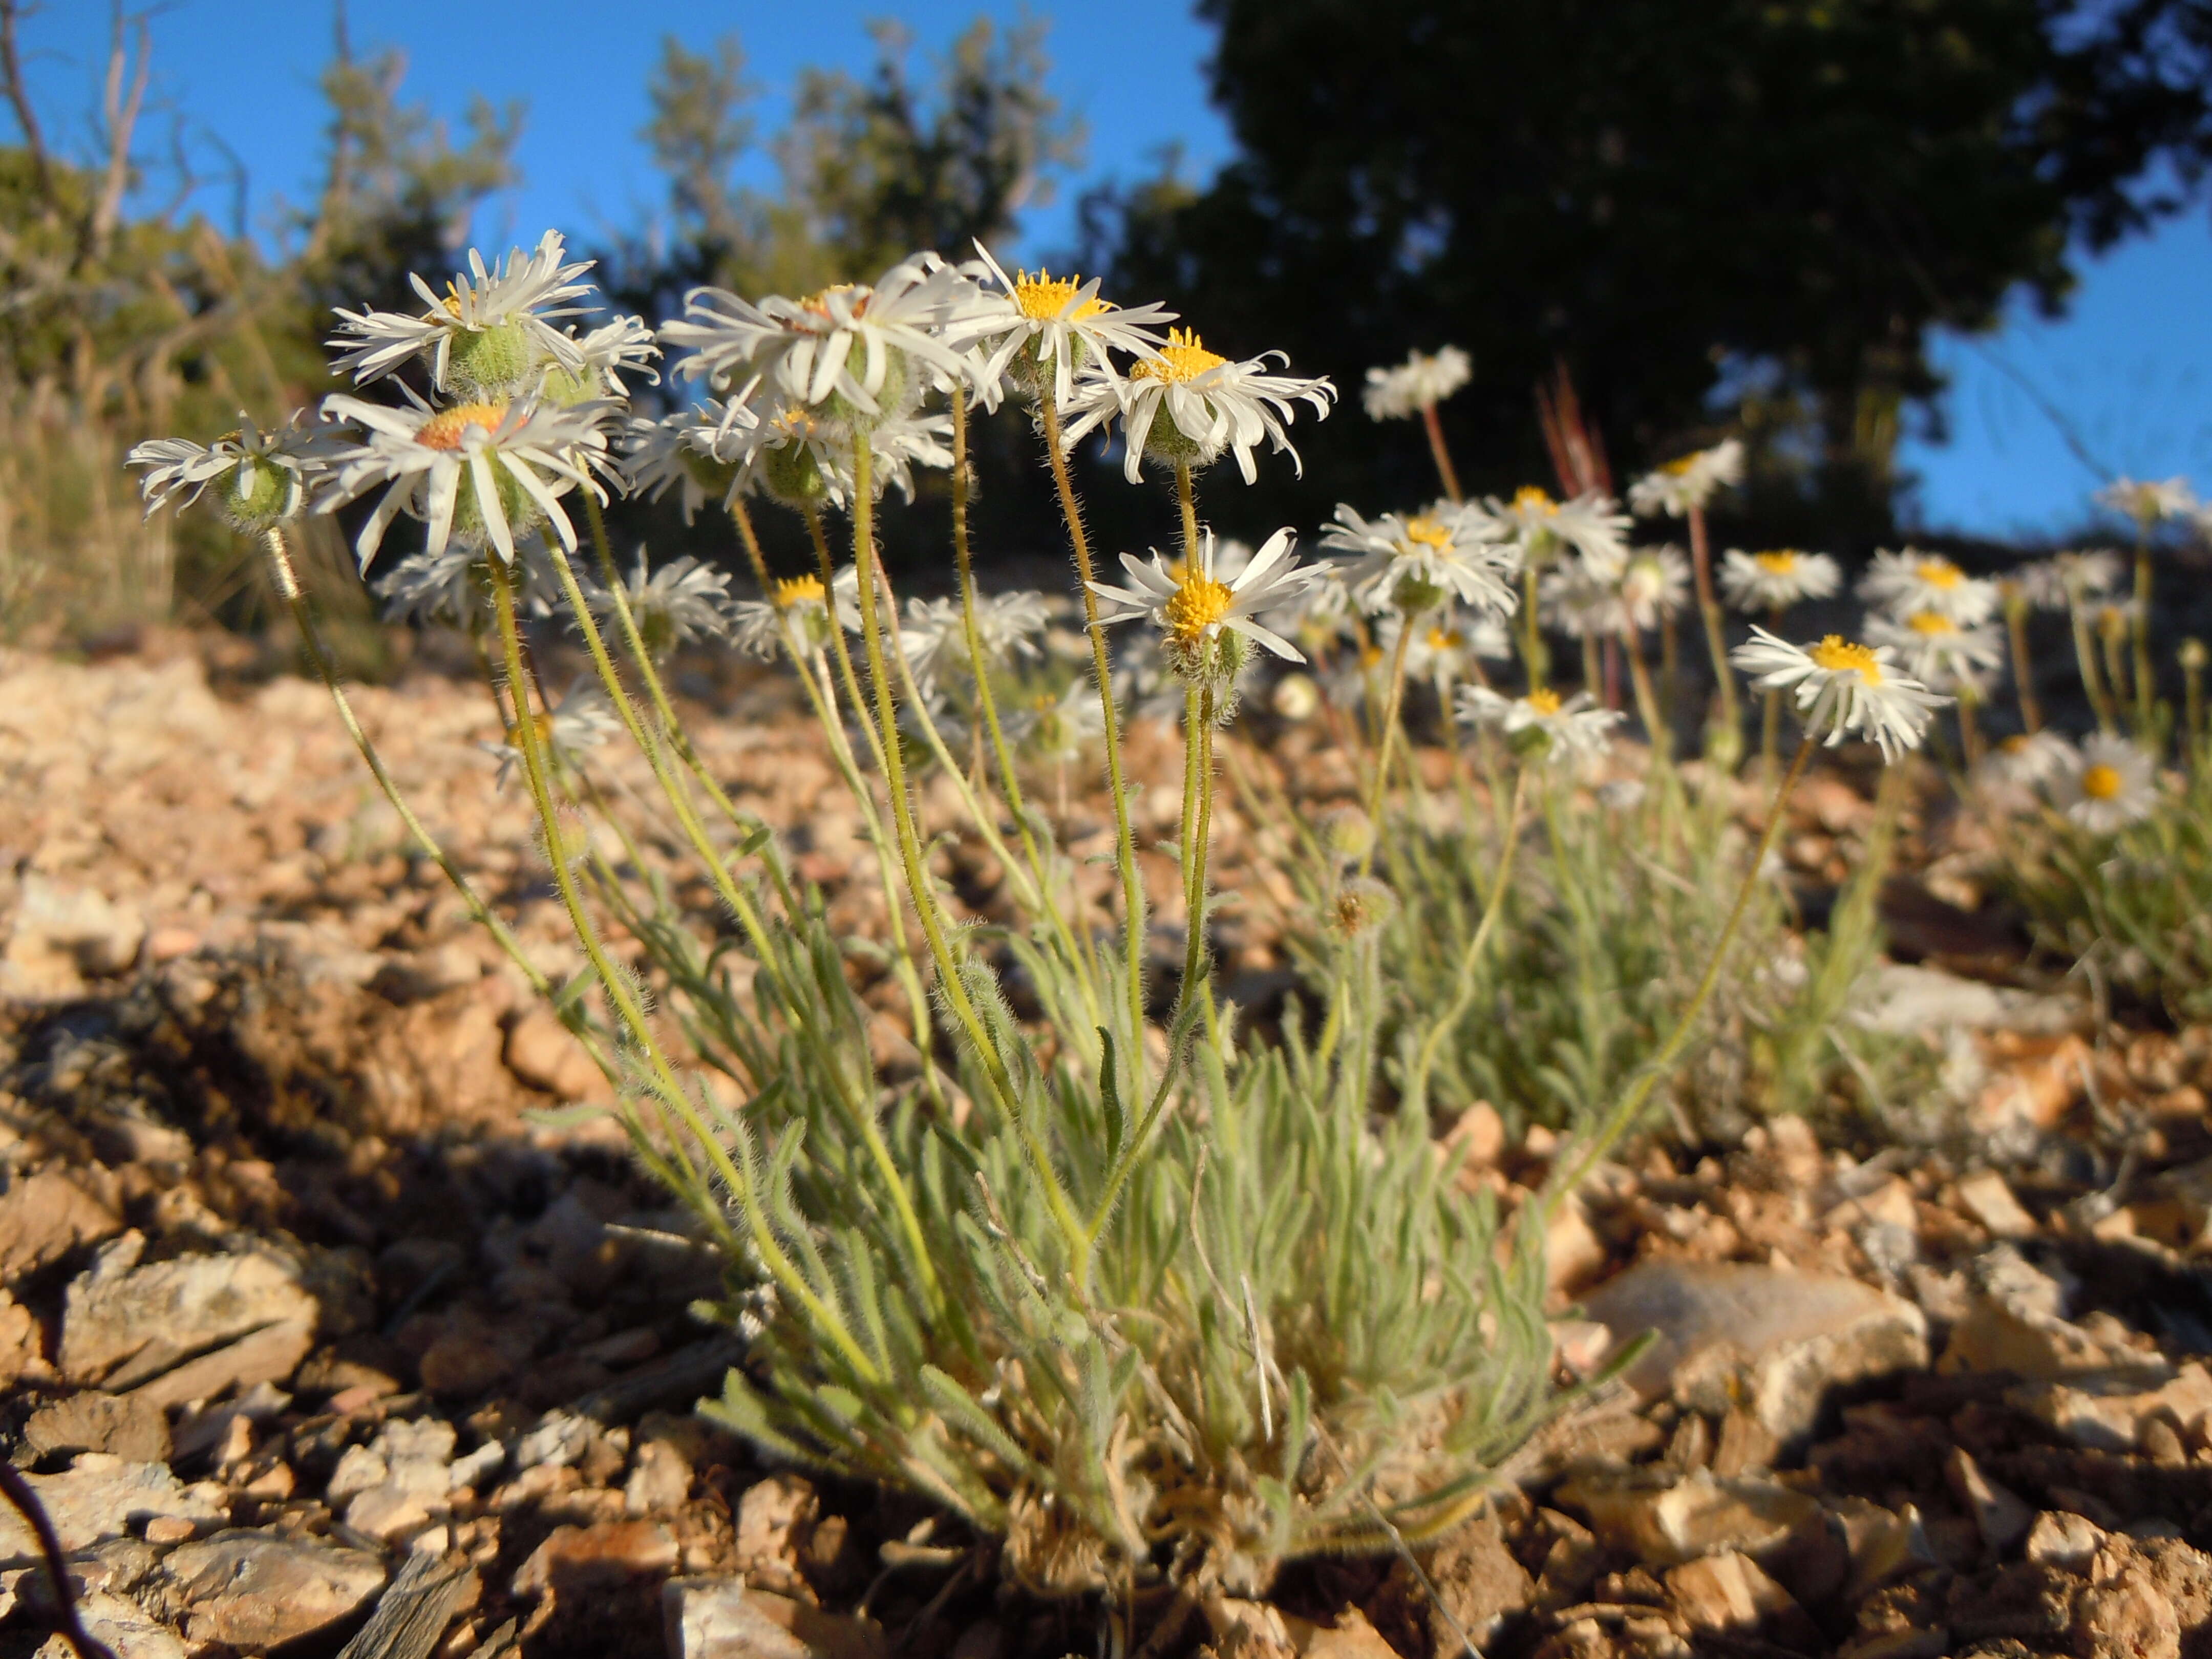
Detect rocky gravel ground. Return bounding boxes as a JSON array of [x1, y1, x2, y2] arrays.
[[2, 634, 2210, 1659]]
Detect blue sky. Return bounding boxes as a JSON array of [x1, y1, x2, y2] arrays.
[[16, 1, 2210, 540]]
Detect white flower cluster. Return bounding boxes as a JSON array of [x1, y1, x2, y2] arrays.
[[1848, 548, 2004, 699]]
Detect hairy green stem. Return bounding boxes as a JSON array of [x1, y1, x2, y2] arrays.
[[1686, 502, 1738, 755], [1551, 732, 1815, 1199], [1041, 394, 1147, 1054], [1406, 764, 1530, 1112]]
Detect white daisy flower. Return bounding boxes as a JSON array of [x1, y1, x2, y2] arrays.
[[1360, 346, 1472, 421], [593, 551, 734, 653], [1856, 549, 1999, 626], [484, 679, 620, 788], [2039, 548, 2124, 610], [2049, 732, 2159, 833], [128, 411, 341, 533], [961, 243, 1176, 413], [1386, 611, 1479, 688], [1864, 609, 2006, 696], [2096, 475, 2196, 526], [1617, 545, 1691, 633], [1013, 679, 1107, 766], [901, 589, 1050, 690], [1718, 548, 1842, 612], [318, 391, 607, 567], [1061, 327, 1335, 485], [543, 315, 660, 405], [373, 537, 570, 626], [329, 230, 596, 396], [621, 407, 741, 524], [1091, 526, 1317, 679], [729, 569, 862, 658], [1286, 567, 1360, 657], [1972, 729, 2080, 810], [1626, 438, 1744, 518], [1455, 684, 1624, 768], [1539, 556, 1620, 640], [1490, 485, 1631, 573], [1324, 501, 1518, 617], [662, 255, 977, 427], [1731, 627, 1950, 761]]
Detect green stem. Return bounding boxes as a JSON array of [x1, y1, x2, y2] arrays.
[[2005, 594, 2043, 734], [1358, 611, 1418, 876], [2134, 524, 2156, 734], [846, 438, 1086, 1260], [1406, 765, 1529, 1112], [1551, 732, 1815, 1199], [258, 527, 588, 1054], [1520, 563, 1546, 692], [488, 561, 882, 1382], [1040, 394, 1148, 1058], [2071, 589, 2118, 734]]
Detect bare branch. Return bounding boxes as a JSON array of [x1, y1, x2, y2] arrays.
[[86, 3, 153, 264], [0, 0, 57, 211]]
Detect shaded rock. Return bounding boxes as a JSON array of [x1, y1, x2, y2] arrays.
[[733, 1475, 819, 1598], [334, 1551, 478, 1659], [0, 1168, 120, 1284], [1946, 1449, 2033, 1557], [1954, 1171, 2037, 1239], [1830, 1498, 1938, 1597], [514, 1520, 677, 1596], [663, 1580, 887, 1659], [1412, 1514, 1532, 1651], [166, 1528, 387, 1649], [59, 1232, 317, 1394], [0, 1289, 40, 1385], [24, 1390, 171, 1464], [2006, 1362, 2212, 1452], [626, 1437, 692, 1516], [2026, 1511, 2107, 1574], [129, 1318, 315, 1409], [1578, 1260, 1928, 1442], [505, 1007, 602, 1100], [1666, 1550, 1817, 1647], [1558, 1469, 1825, 1569], [0, 1456, 224, 1565], [32, 1588, 185, 1659], [9, 873, 145, 982]]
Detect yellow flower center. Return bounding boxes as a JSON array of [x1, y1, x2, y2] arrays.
[[1012, 268, 1110, 323], [415, 402, 510, 451], [799, 283, 865, 320], [1163, 574, 1235, 646], [1915, 558, 1962, 589], [2081, 763, 2123, 801], [772, 575, 826, 609], [1513, 486, 1557, 516], [1425, 626, 1457, 650], [1753, 550, 1801, 573], [502, 711, 554, 747], [1661, 454, 1697, 477], [1906, 610, 1956, 636], [1809, 636, 1883, 684], [1403, 515, 1453, 550], [1525, 687, 1562, 714], [1131, 327, 1228, 384]]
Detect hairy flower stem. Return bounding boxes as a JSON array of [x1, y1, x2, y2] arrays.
[[259, 528, 590, 1052], [1358, 612, 1419, 878], [847, 440, 1087, 1261], [2005, 593, 2043, 734], [1551, 732, 1816, 1199], [489, 562, 882, 1381], [1419, 400, 1463, 504], [2134, 525, 2156, 734], [951, 396, 1060, 916], [1621, 627, 1672, 768], [1178, 681, 1217, 1015], [2071, 590, 2118, 734], [1040, 395, 1148, 1060], [1520, 565, 1546, 691], [583, 493, 795, 914], [1686, 503, 1738, 755], [1406, 765, 1530, 1111]]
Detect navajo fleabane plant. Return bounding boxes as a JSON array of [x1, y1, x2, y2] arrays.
[[128, 229, 1657, 1638]]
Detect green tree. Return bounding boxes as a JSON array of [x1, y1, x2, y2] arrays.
[[1093, 0, 2212, 540]]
